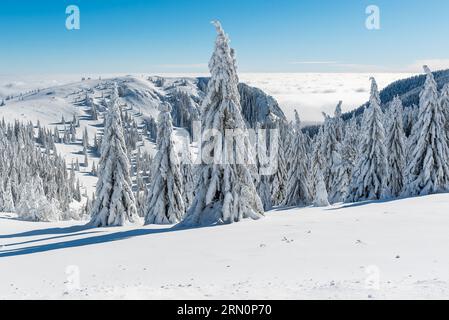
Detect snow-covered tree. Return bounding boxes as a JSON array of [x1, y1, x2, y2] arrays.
[[16, 173, 60, 222], [310, 132, 329, 207], [283, 110, 311, 206], [82, 127, 89, 148], [0, 178, 15, 212], [386, 96, 406, 197], [337, 115, 359, 200], [89, 85, 138, 227], [255, 124, 273, 211], [313, 167, 329, 207], [271, 123, 288, 206], [181, 21, 264, 226], [346, 77, 388, 202], [404, 66, 449, 196], [145, 103, 186, 225], [321, 102, 346, 203], [180, 142, 195, 208], [440, 83, 449, 137]]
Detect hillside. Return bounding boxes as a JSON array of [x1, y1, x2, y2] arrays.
[[0, 75, 286, 205]]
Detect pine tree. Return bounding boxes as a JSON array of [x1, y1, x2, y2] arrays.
[[310, 133, 329, 207], [84, 152, 89, 168], [89, 85, 138, 227], [386, 96, 406, 197], [181, 21, 264, 226], [346, 77, 388, 202], [180, 142, 195, 208], [404, 66, 449, 196], [440, 83, 449, 138], [0, 178, 15, 212], [16, 173, 60, 222], [270, 125, 288, 206], [283, 111, 311, 206], [144, 103, 186, 225], [313, 167, 329, 207], [82, 127, 89, 148], [91, 161, 97, 176], [321, 102, 346, 203], [255, 125, 273, 211]]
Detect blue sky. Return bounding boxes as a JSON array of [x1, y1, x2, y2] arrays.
[[1, 0, 449, 74]]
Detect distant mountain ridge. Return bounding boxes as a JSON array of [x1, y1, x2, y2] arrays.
[[346, 68, 449, 120], [303, 68, 449, 135]]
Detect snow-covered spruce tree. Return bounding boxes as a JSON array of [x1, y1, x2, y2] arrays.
[[255, 124, 273, 211], [313, 167, 329, 207], [180, 141, 195, 209], [321, 102, 346, 203], [337, 115, 359, 200], [310, 131, 329, 207], [0, 178, 15, 212], [16, 173, 60, 222], [283, 110, 311, 206], [346, 77, 388, 202], [271, 123, 288, 206], [181, 21, 264, 226], [404, 66, 449, 196], [89, 85, 138, 227], [386, 96, 406, 197], [440, 83, 449, 138], [144, 103, 186, 225]]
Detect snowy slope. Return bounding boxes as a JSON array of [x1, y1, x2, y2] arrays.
[[0, 74, 288, 201], [1, 193, 449, 299], [0, 75, 202, 200]]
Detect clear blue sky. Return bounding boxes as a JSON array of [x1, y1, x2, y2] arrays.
[[1, 0, 449, 74]]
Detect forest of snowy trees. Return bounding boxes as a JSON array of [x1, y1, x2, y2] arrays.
[[2, 22, 449, 228], [0, 120, 77, 221]]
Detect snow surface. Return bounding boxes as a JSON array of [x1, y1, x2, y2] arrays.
[[1, 193, 449, 300]]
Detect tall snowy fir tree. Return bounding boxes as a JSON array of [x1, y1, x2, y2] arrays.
[[180, 141, 195, 208], [321, 102, 346, 203], [346, 77, 388, 202], [182, 21, 264, 226], [16, 173, 60, 222], [283, 110, 311, 206], [145, 103, 186, 225], [310, 131, 329, 207], [386, 96, 406, 197], [89, 85, 138, 227], [340, 115, 359, 187], [255, 124, 273, 211], [270, 123, 288, 206], [0, 178, 15, 212], [440, 83, 449, 138], [405, 66, 449, 196]]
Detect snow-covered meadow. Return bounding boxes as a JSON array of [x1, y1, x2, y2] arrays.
[[1, 193, 449, 300]]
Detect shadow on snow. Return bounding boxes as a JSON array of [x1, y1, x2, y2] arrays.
[[0, 224, 220, 258]]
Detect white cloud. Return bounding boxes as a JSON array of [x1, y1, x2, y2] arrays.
[[239, 73, 412, 122], [288, 61, 391, 72]]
